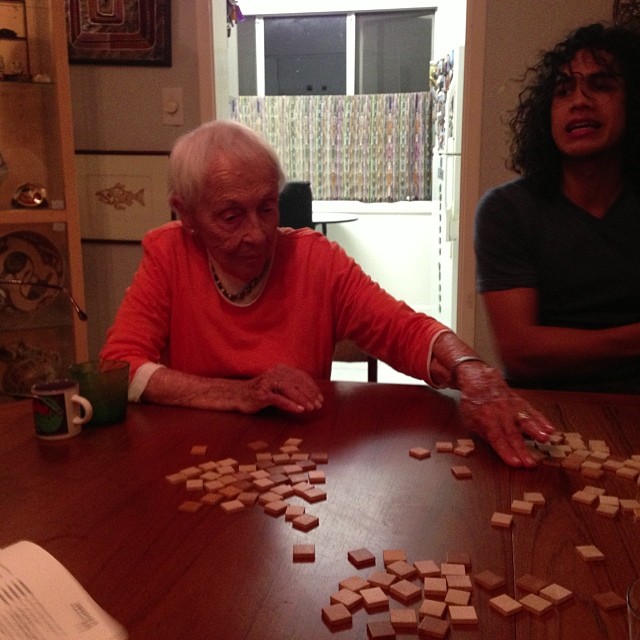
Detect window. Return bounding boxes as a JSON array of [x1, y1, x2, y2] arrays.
[[237, 11, 434, 96]]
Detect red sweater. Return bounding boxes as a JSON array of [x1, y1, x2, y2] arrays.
[[101, 222, 448, 385]]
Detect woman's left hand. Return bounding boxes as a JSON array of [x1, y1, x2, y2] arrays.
[[456, 362, 555, 467]]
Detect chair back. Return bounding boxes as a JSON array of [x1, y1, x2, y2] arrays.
[[279, 181, 314, 229]]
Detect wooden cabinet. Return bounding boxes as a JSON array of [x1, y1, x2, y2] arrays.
[[0, 1, 87, 395]]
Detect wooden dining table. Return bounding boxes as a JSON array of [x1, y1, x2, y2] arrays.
[[1, 382, 639, 639]]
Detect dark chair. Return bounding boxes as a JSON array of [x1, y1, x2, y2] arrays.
[[333, 339, 378, 382], [279, 181, 314, 229]]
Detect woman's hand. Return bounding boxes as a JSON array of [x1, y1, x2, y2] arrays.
[[456, 362, 555, 467], [239, 363, 324, 414]]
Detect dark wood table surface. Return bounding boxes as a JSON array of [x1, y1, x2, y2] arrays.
[[1, 382, 639, 639]]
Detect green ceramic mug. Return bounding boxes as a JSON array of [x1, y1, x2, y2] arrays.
[[68, 360, 129, 426]]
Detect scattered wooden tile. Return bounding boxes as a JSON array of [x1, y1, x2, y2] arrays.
[[453, 445, 474, 457], [446, 551, 471, 569], [617, 466, 640, 481], [220, 499, 245, 514], [583, 485, 606, 495], [366, 620, 396, 640], [283, 437, 303, 447], [264, 499, 288, 517], [368, 571, 397, 592], [165, 472, 187, 485], [339, 576, 370, 593], [390, 579, 422, 604], [190, 445, 207, 455], [293, 543, 315, 562], [473, 570, 505, 591], [523, 492, 545, 506], [330, 588, 362, 612], [387, 560, 417, 580], [200, 492, 224, 506], [383, 549, 407, 566], [310, 452, 328, 464], [178, 500, 202, 513], [292, 513, 319, 532], [361, 586, 389, 612], [258, 491, 281, 505], [571, 490, 598, 506], [417, 615, 450, 638], [516, 574, 549, 594], [575, 544, 605, 562], [444, 588, 470, 606], [451, 465, 472, 479], [448, 605, 478, 625], [300, 487, 327, 503], [595, 503, 619, 518], [348, 547, 376, 569], [198, 461, 218, 472], [436, 441, 454, 453], [389, 607, 418, 631], [418, 598, 447, 619], [307, 470, 326, 484], [423, 577, 448, 598], [179, 466, 203, 479], [593, 591, 626, 611], [511, 499, 534, 515], [321, 603, 352, 629], [410, 447, 431, 460], [440, 563, 465, 576], [446, 574, 473, 591], [620, 498, 640, 513], [491, 512, 513, 528], [489, 593, 523, 617], [247, 440, 269, 451], [219, 485, 241, 499], [520, 593, 554, 616], [539, 583, 573, 605], [414, 559, 441, 577]]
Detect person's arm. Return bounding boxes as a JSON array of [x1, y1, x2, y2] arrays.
[[429, 331, 554, 468], [141, 363, 323, 414], [483, 287, 640, 381]]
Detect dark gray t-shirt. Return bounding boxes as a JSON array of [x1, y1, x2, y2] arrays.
[[474, 177, 640, 391]]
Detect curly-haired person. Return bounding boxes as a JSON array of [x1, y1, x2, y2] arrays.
[[475, 22, 640, 392]]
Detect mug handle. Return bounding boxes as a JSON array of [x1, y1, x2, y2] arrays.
[[71, 394, 93, 426]]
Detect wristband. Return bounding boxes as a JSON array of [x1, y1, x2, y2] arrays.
[[450, 355, 485, 378]]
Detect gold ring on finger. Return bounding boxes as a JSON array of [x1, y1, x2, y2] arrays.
[[517, 411, 531, 421]]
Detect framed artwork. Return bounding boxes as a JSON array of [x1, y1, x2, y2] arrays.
[[66, 0, 171, 66], [75, 152, 171, 241]]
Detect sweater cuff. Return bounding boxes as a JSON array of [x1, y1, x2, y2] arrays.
[[129, 362, 166, 402]]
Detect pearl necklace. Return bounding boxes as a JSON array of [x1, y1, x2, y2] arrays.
[[209, 261, 268, 303]]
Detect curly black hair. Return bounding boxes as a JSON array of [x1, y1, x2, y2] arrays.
[[508, 22, 640, 193]]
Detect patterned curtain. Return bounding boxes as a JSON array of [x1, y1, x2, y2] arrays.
[[230, 93, 433, 203]]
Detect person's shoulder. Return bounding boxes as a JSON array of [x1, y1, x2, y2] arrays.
[[278, 226, 329, 246], [143, 220, 185, 244]]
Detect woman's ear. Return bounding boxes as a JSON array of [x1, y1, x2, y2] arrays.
[[170, 194, 195, 234]]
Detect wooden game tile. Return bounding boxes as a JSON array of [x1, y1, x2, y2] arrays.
[[178, 500, 202, 513], [321, 603, 352, 629], [511, 499, 533, 515], [216, 457, 238, 468], [539, 583, 573, 605], [581, 466, 604, 481], [251, 469, 271, 480], [272, 484, 295, 499], [165, 472, 187, 485], [253, 477, 276, 492], [389, 607, 418, 631], [280, 445, 299, 455], [198, 461, 218, 471], [257, 491, 281, 505], [410, 447, 431, 460], [339, 576, 370, 593], [603, 459, 625, 472], [387, 560, 417, 580], [190, 445, 207, 455], [593, 591, 626, 611], [288, 473, 308, 485], [266, 473, 288, 486], [491, 512, 513, 528], [256, 459, 275, 470], [290, 452, 310, 461], [238, 463, 257, 473], [440, 563, 466, 576], [247, 439, 269, 451], [588, 449, 610, 461], [219, 475, 239, 487], [451, 465, 472, 479], [283, 463, 304, 475], [457, 438, 475, 448], [204, 480, 224, 492], [307, 470, 325, 484], [446, 574, 472, 591], [220, 499, 245, 514], [299, 487, 327, 503], [179, 466, 203, 479], [444, 588, 470, 606], [562, 453, 587, 471], [599, 495, 619, 507], [523, 492, 545, 506], [571, 490, 598, 505], [417, 615, 450, 638], [389, 579, 422, 604], [625, 458, 640, 470], [283, 437, 303, 447], [360, 586, 389, 612], [446, 551, 471, 569], [620, 498, 640, 512], [489, 593, 523, 617], [297, 459, 316, 471], [310, 452, 328, 464], [330, 588, 362, 612], [255, 452, 273, 462], [264, 499, 288, 517], [473, 569, 505, 591], [520, 593, 554, 616], [588, 439, 609, 452], [596, 503, 619, 518], [236, 491, 258, 506], [292, 513, 319, 532], [366, 620, 396, 640], [348, 547, 376, 569], [201, 492, 224, 506], [419, 598, 447, 619], [292, 481, 313, 495], [285, 504, 305, 521], [292, 543, 315, 562], [414, 559, 441, 577], [575, 544, 605, 562], [367, 571, 397, 592], [617, 466, 640, 481], [448, 605, 478, 625], [185, 478, 204, 492], [516, 574, 549, 594], [423, 577, 448, 598], [219, 485, 242, 499], [200, 470, 221, 481], [436, 441, 454, 453], [453, 445, 474, 457], [383, 549, 407, 566], [216, 465, 236, 476], [583, 485, 606, 495]]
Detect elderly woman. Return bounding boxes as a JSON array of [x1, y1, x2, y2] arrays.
[[101, 120, 554, 467]]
